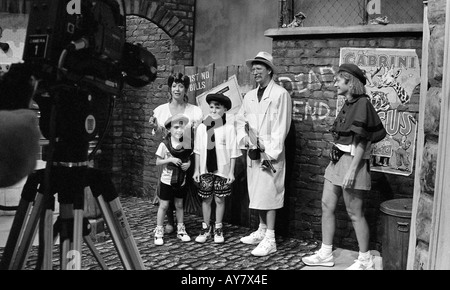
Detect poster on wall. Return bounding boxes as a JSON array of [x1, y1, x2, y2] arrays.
[[196, 74, 243, 124], [339, 47, 421, 176], [0, 13, 28, 66]]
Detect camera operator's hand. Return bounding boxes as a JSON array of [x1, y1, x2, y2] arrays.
[[0, 109, 41, 188]]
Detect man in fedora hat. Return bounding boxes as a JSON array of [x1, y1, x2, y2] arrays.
[[236, 51, 292, 256]]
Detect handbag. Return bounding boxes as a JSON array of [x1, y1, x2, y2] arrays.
[[330, 145, 345, 164], [248, 148, 261, 160]]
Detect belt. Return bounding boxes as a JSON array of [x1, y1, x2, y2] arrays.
[[52, 161, 89, 167]]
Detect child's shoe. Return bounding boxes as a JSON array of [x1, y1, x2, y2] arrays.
[[195, 222, 211, 243], [346, 255, 375, 270], [251, 237, 277, 256], [240, 228, 266, 245], [177, 223, 191, 242], [214, 226, 224, 243], [154, 225, 164, 246]]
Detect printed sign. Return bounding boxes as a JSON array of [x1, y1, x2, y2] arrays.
[[25, 34, 49, 59], [196, 74, 243, 117], [339, 47, 420, 176]]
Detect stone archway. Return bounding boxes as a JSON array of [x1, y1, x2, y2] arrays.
[[0, 0, 187, 38], [105, 1, 195, 198], [123, 0, 185, 37]]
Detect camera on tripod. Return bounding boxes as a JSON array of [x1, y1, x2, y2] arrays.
[[0, 0, 154, 270], [21, 0, 157, 162]]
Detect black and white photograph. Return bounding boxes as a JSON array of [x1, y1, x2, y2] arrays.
[[0, 0, 449, 280]]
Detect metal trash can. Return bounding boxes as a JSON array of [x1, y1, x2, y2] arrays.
[[380, 198, 413, 270]]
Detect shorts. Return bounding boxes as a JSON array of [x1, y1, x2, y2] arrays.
[[197, 173, 232, 198], [324, 153, 371, 190], [159, 182, 187, 201]]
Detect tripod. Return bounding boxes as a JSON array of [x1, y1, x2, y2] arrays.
[[0, 165, 145, 270]]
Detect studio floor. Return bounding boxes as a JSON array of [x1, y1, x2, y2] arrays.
[[0, 196, 382, 270]]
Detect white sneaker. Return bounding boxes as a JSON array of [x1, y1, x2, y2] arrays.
[[214, 227, 224, 243], [154, 226, 164, 246], [251, 237, 277, 256], [346, 256, 375, 270], [240, 229, 266, 245], [302, 250, 335, 267], [195, 222, 211, 243], [177, 224, 191, 242]]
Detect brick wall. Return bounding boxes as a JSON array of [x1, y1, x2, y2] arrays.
[[96, 0, 195, 196], [272, 34, 422, 251]]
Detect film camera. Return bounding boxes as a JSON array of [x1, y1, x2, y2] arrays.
[[0, 0, 155, 270], [20, 0, 157, 163]]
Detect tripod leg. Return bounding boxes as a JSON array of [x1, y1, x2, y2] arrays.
[[88, 169, 145, 270], [71, 208, 84, 270], [9, 192, 45, 270], [97, 196, 145, 270], [68, 180, 86, 270], [0, 170, 42, 270], [40, 206, 55, 270], [0, 198, 34, 270], [95, 195, 133, 269], [58, 203, 79, 270], [52, 217, 70, 268], [108, 197, 145, 269], [83, 235, 108, 270]]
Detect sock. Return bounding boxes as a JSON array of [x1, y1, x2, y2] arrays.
[[320, 243, 333, 257], [177, 223, 184, 230], [202, 222, 209, 229], [258, 223, 267, 232], [359, 250, 371, 261], [265, 229, 275, 239], [155, 225, 164, 236], [215, 222, 223, 229]]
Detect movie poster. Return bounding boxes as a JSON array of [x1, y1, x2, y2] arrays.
[[339, 48, 420, 176]]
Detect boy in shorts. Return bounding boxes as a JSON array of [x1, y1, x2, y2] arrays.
[[193, 93, 241, 243], [154, 114, 193, 245]]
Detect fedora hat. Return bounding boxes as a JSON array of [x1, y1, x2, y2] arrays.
[[246, 51, 276, 73]]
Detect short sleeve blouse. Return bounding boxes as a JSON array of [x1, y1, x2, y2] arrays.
[[151, 103, 203, 129]]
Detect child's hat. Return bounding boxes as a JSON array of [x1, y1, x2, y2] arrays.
[[164, 113, 189, 129], [206, 93, 232, 110]]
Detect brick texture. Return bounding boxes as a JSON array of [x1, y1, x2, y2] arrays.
[[273, 34, 422, 251], [96, 1, 195, 197]]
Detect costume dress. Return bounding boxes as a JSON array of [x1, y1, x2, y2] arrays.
[[324, 94, 386, 190]]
